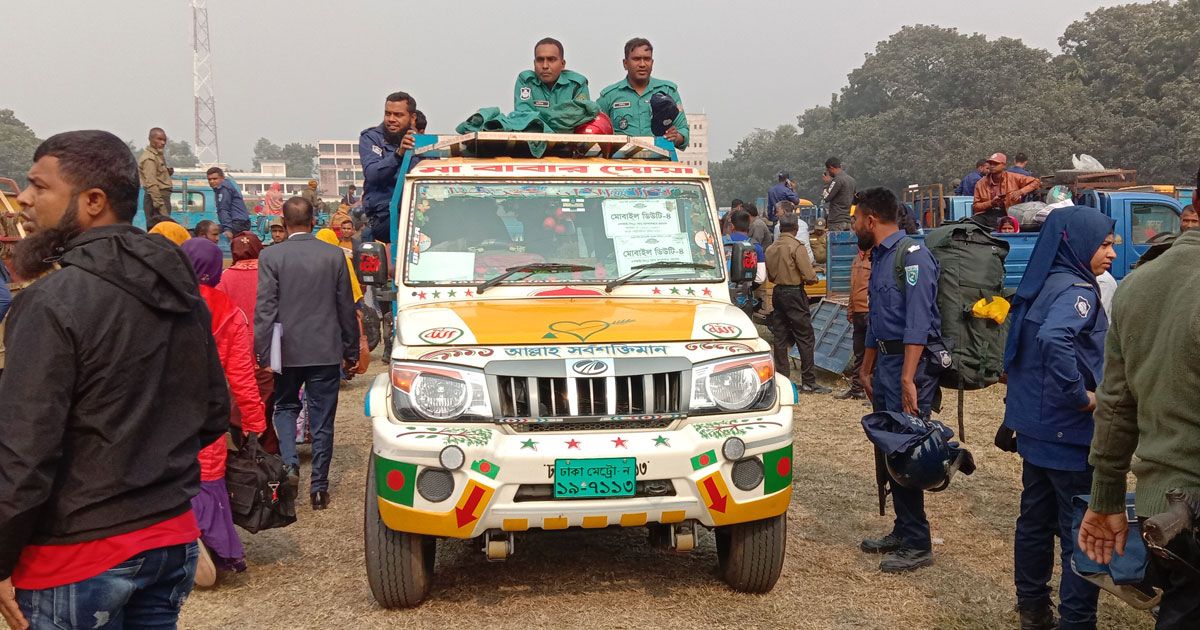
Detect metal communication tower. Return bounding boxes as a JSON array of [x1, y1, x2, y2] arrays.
[[192, 0, 220, 165]]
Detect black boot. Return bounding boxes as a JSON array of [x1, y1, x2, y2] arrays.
[[1017, 601, 1055, 630], [860, 532, 904, 554]]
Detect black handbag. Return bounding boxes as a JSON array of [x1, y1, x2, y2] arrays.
[[225, 434, 297, 533]]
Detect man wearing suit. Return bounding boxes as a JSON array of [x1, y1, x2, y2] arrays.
[[255, 196, 359, 510]]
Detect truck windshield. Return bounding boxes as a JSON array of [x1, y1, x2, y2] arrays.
[[403, 181, 723, 285]]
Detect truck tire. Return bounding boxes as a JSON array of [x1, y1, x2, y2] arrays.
[[716, 514, 786, 593], [364, 455, 436, 608]]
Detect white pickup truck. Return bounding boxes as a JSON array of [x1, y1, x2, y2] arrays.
[[361, 133, 795, 607]]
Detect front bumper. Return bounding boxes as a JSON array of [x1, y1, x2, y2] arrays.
[[366, 374, 794, 538]]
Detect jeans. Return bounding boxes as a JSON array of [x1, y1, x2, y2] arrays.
[[273, 364, 341, 493], [17, 542, 197, 630], [1014, 461, 1099, 629], [366, 213, 391, 244]]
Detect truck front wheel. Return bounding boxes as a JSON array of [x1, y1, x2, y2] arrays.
[[364, 455, 436, 608], [716, 515, 787, 593]]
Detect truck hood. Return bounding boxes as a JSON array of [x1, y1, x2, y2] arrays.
[[398, 298, 755, 346]]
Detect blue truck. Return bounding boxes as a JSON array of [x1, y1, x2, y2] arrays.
[[809, 190, 1187, 373], [134, 176, 330, 254]]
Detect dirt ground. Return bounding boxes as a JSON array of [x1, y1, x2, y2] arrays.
[[179, 348, 1154, 630]]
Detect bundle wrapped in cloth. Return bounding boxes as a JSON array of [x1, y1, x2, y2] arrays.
[[456, 101, 601, 158]]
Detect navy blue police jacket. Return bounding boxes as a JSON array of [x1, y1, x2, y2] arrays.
[[1003, 273, 1106, 471], [360, 125, 424, 222], [865, 231, 941, 352]]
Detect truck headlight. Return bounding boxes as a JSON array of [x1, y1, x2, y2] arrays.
[[689, 354, 776, 414], [391, 362, 492, 421]]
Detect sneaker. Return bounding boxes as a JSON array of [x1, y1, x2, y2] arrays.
[[880, 548, 933, 573], [860, 532, 904, 554], [799, 383, 832, 395], [194, 540, 217, 588], [834, 388, 866, 400]]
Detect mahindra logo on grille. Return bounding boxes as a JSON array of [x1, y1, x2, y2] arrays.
[[572, 359, 610, 376]]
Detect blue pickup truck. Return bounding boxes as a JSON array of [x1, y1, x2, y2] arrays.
[[133, 176, 329, 253], [826, 190, 1185, 294], [809, 191, 1185, 372]]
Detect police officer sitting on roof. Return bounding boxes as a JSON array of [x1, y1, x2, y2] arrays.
[[854, 186, 943, 573], [515, 37, 590, 113], [359, 91, 417, 244], [597, 37, 688, 149]]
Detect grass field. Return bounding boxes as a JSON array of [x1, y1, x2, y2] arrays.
[[179, 351, 1154, 629]]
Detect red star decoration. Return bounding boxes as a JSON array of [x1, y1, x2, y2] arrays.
[[566, 439, 581, 450], [465, 289, 474, 297], [702, 288, 713, 297], [652, 287, 662, 295], [612, 437, 628, 448], [417, 291, 427, 300]]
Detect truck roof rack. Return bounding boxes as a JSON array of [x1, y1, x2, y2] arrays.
[[413, 132, 676, 161]]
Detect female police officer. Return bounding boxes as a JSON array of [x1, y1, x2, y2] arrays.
[[854, 187, 942, 573], [1002, 206, 1116, 630]]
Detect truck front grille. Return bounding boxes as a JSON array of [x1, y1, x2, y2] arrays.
[[495, 372, 683, 421]]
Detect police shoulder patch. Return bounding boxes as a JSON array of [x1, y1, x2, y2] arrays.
[[1074, 295, 1091, 318], [519, 86, 532, 101], [372, 145, 383, 157], [905, 264, 919, 286]]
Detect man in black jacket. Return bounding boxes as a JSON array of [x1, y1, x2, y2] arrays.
[[255, 196, 359, 511], [0, 130, 228, 630]]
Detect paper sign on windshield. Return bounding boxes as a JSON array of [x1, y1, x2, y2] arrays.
[[602, 199, 680, 238], [613, 234, 694, 275], [409, 252, 476, 282]]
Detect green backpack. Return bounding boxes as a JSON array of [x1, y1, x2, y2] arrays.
[[894, 219, 1010, 390]]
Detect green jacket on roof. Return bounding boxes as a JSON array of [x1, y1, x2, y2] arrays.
[[514, 69, 590, 113], [597, 76, 689, 149]]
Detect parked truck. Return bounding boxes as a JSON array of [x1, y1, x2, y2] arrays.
[[810, 190, 1186, 373], [360, 132, 795, 607]]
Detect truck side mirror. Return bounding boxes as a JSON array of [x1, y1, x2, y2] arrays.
[[355, 241, 390, 286], [728, 241, 757, 283]]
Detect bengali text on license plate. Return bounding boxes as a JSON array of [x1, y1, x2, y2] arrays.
[[554, 457, 636, 499]]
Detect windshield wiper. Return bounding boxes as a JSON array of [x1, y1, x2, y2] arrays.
[[604, 262, 716, 293], [476, 263, 596, 295]]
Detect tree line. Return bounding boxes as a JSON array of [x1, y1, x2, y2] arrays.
[[709, 0, 1200, 205]]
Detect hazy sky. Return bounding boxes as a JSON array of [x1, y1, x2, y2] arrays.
[[6, 0, 1138, 169]]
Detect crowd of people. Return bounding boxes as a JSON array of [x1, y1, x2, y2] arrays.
[[738, 149, 1200, 627], [0, 130, 362, 630], [1, 35, 1198, 630]]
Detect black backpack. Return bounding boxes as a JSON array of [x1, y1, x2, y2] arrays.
[[225, 435, 297, 534], [893, 218, 1010, 390]]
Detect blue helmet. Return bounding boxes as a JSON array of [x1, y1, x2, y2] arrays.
[[862, 412, 975, 492]]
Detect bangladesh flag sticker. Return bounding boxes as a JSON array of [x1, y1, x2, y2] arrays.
[[375, 456, 417, 507], [762, 444, 793, 495], [471, 458, 500, 479], [690, 449, 718, 471]]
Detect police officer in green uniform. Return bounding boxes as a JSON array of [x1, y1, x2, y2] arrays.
[[514, 37, 590, 112], [597, 38, 689, 149]]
